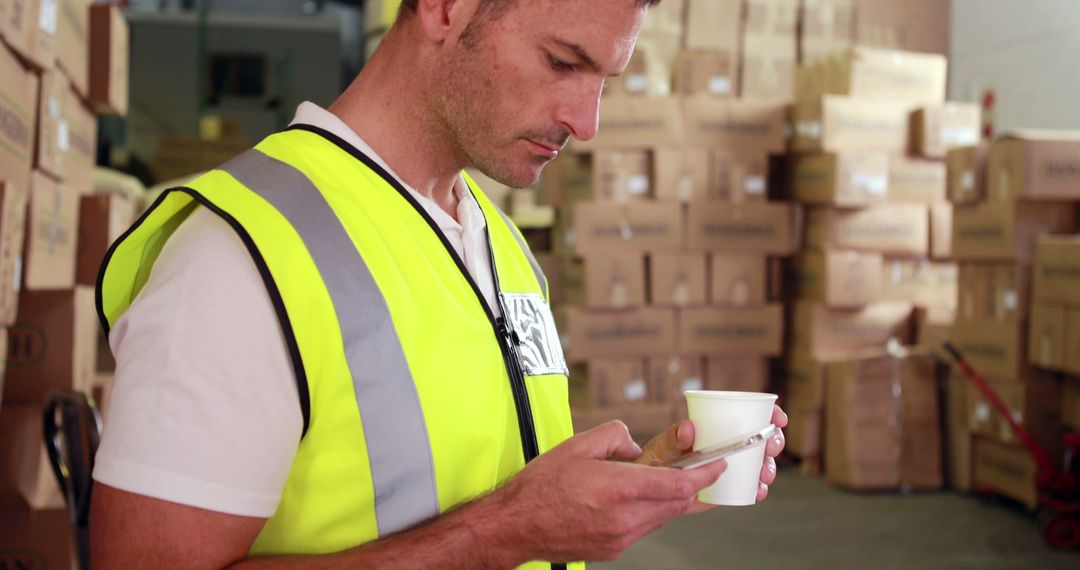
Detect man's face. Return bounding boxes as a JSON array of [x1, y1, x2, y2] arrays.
[[430, 0, 645, 188]]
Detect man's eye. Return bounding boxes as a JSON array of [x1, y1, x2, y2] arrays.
[[549, 55, 575, 72]]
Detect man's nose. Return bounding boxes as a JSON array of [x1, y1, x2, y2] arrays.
[[555, 78, 604, 142]]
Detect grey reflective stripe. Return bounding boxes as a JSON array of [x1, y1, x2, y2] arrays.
[[219, 149, 440, 536], [492, 207, 548, 302]]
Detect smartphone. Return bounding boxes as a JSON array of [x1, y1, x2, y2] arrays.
[[662, 424, 778, 470]]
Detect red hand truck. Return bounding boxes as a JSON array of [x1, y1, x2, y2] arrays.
[[944, 341, 1080, 549]]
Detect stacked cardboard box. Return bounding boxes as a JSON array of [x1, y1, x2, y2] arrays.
[[0, 2, 132, 561], [948, 131, 1080, 507]]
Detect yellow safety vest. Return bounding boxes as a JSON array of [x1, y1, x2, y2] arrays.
[[97, 124, 581, 570]]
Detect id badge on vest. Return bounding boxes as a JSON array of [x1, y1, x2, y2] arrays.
[[498, 293, 569, 376]]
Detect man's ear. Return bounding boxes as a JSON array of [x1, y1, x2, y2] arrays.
[[414, 0, 478, 44]]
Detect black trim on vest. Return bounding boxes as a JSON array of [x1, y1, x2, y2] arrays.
[[283, 123, 545, 464], [94, 187, 312, 439]]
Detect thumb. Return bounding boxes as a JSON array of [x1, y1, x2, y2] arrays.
[[569, 420, 642, 461]]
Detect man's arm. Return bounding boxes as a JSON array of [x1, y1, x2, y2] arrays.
[[92, 421, 727, 569]]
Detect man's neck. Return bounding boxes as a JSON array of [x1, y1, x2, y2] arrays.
[[328, 25, 464, 218]]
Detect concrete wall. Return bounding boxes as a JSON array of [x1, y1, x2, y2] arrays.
[[949, 0, 1080, 132]]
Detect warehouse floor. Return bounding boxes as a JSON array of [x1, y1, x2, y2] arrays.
[[598, 469, 1078, 569]]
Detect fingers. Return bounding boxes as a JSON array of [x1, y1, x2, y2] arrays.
[[635, 421, 695, 466], [771, 405, 789, 428], [630, 459, 726, 501], [570, 421, 643, 461], [765, 427, 786, 458], [759, 455, 777, 486], [756, 482, 769, 503]]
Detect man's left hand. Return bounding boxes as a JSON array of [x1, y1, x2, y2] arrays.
[[635, 405, 788, 509]]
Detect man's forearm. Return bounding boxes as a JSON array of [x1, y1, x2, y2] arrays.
[[228, 488, 529, 570]]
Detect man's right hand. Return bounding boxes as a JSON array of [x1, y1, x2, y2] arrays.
[[483, 421, 727, 565]]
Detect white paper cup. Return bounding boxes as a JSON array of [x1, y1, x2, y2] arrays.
[[684, 390, 777, 506]]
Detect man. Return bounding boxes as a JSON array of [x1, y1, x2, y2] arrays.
[[91, 0, 788, 568]]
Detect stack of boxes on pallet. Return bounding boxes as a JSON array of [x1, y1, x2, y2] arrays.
[[947, 131, 1080, 510], [539, 0, 797, 438], [0, 1, 132, 565], [781, 45, 977, 491]]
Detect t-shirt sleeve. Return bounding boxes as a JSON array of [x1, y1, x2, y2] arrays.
[[93, 206, 303, 518]]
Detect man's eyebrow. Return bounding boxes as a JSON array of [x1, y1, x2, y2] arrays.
[[548, 36, 617, 76]]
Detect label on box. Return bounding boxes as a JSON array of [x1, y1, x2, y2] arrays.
[[744, 176, 766, 195], [625, 379, 647, 401], [709, 76, 733, 95], [57, 121, 70, 152], [625, 74, 649, 93], [853, 172, 887, 195], [961, 170, 974, 191], [40, 0, 59, 34], [680, 377, 703, 393], [942, 126, 978, 147], [627, 175, 650, 196], [48, 97, 61, 118]]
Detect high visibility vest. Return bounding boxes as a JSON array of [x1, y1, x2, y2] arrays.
[[98, 124, 581, 570]]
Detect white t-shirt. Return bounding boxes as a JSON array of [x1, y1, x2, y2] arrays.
[[93, 102, 502, 517]]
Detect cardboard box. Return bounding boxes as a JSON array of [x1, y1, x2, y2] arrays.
[[792, 96, 911, 153], [1032, 234, 1080, 306], [805, 204, 929, 256], [966, 375, 1062, 461], [740, 54, 796, 101], [0, 404, 64, 509], [800, 0, 855, 63], [592, 149, 652, 202], [710, 254, 768, 307], [705, 356, 769, 393], [854, 0, 949, 56], [792, 152, 888, 206], [956, 262, 1028, 324], [583, 253, 646, 310], [1068, 309, 1080, 376], [686, 201, 798, 255], [88, 3, 128, 116], [780, 352, 831, 409], [946, 145, 988, 205], [34, 68, 68, 181], [604, 48, 658, 98], [945, 368, 972, 492], [1, 0, 57, 70], [952, 201, 1076, 263], [824, 47, 945, 104], [887, 157, 946, 203], [880, 259, 957, 310], [542, 153, 591, 207], [678, 304, 783, 356], [789, 301, 913, 357], [572, 202, 683, 256], [973, 438, 1038, 511], [1028, 302, 1065, 371], [649, 252, 707, 307], [784, 406, 823, 460], [64, 88, 96, 194], [3, 287, 96, 405], [825, 350, 942, 490], [929, 202, 952, 259], [949, 320, 1027, 383], [0, 507, 75, 569], [565, 307, 677, 361], [647, 356, 704, 407], [793, 249, 883, 308], [684, 0, 742, 52], [23, 172, 78, 290], [621, 403, 677, 439], [1063, 378, 1080, 431], [55, 0, 89, 97], [710, 152, 770, 202], [569, 359, 648, 409], [743, 0, 799, 35], [572, 96, 682, 151], [674, 50, 738, 97], [654, 147, 711, 202], [682, 98, 788, 152], [0, 41, 39, 196], [988, 131, 1080, 201], [0, 184, 28, 327], [911, 104, 981, 159]]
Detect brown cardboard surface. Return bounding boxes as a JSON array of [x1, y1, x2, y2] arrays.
[[684, 0, 742, 52], [0, 404, 63, 509], [951, 201, 1076, 263], [0, 0, 39, 61], [0, 184, 28, 326], [56, 0, 89, 97], [654, 147, 711, 202], [541, 153, 591, 206], [946, 145, 987, 205], [705, 356, 770, 393], [686, 201, 798, 254], [568, 359, 649, 409], [1028, 302, 1065, 371], [945, 368, 972, 492], [76, 194, 133, 286], [710, 254, 769, 307], [34, 68, 67, 181], [7, 0, 57, 70], [591, 149, 652, 202], [682, 97, 788, 152], [678, 304, 783, 356], [973, 438, 1038, 511], [949, 320, 1027, 384], [967, 375, 1063, 459], [784, 406, 823, 460], [1031, 234, 1080, 306], [674, 50, 739, 97], [793, 249, 883, 308], [793, 96, 912, 153], [826, 47, 946, 104], [956, 262, 1028, 324], [805, 204, 929, 256], [0, 507, 74, 569], [572, 201, 683, 255], [988, 131, 1080, 201], [791, 152, 888, 206], [89, 3, 128, 116], [710, 152, 770, 202], [929, 202, 952, 259], [648, 252, 707, 307], [571, 96, 682, 151], [780, 352, 833, 409], [1066, 309, 1080, 376], [854, 0, 949, 56], [570, 404, 674, 440], [24, 172, 77, 290], [0, 40, 39, 196], [911, 104, 981, 159], [583, 252, 646, 310], [565, 307, 677, 361], [647, 356, 704, 406], [1063, 377, 1080, 431], [887, 156, 946, 203], [64, 86, 96, 194], [744, 0, 799, 36], [790, 301, 913, 357], [740, 54, 796, 101], [879, 258, 957, 309], [3, 287, 96, 405]]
